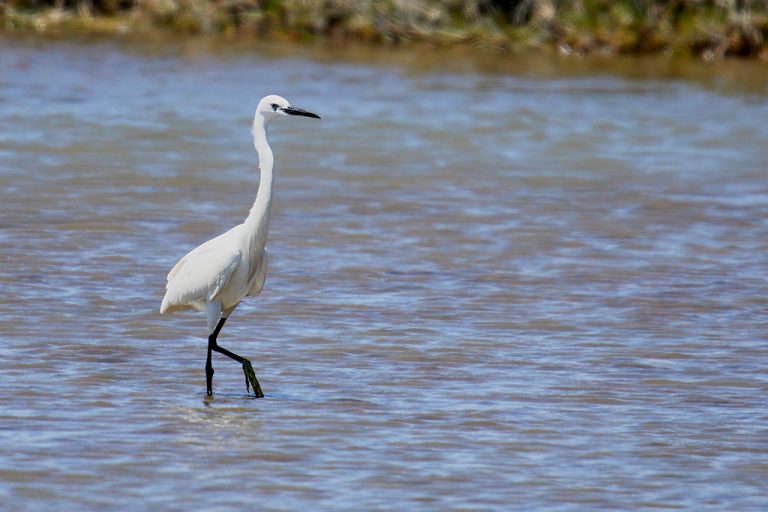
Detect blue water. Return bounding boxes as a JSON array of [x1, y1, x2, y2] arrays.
[[1, 37, 767, 510]]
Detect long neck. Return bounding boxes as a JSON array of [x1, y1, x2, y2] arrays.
[[246, 116, 274, 227]]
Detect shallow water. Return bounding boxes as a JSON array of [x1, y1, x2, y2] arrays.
[[1, 36, 767, 510]]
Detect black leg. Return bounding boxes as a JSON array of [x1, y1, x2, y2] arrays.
[[206, 317, 227, 396], [206, 317, 264, 398]]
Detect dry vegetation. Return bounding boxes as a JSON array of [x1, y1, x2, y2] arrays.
[[3, 1, 768, 58]]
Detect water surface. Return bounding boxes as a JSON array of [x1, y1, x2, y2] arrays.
[[1, 37, 767, 510]]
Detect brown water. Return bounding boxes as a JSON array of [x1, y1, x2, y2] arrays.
[[1, 36, 767, 510]]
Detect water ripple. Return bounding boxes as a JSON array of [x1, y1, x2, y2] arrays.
[[1, 37, 767, 511]]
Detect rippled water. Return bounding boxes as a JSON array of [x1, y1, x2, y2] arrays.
[[1, 36, 767, 510]]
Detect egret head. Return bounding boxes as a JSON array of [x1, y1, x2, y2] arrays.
[[256, 95, 321, 124]]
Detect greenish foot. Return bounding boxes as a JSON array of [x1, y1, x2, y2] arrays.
[[242, 360, 265, 398]]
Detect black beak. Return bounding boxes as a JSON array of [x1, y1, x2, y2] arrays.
[[282, 106, 321, 119]]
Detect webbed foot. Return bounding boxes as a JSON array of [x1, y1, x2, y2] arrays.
[[242, 360, 264, 398]]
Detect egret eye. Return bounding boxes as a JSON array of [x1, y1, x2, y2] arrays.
[[271, 103, 279, 111]]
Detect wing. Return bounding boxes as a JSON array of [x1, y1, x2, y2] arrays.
[[165, 225, 241, 284], [160, 230, 243, 313]]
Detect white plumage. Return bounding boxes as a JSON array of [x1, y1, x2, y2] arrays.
[[160, 225, 268, 320], [160, 94, 321, 397]]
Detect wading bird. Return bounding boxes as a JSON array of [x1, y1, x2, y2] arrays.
[[160, 95, 321, 397]]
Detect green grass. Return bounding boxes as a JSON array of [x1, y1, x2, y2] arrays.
[[2, 1, 767, 59]]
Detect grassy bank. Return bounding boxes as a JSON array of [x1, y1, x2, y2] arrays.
[[3, 1, 768, 59]]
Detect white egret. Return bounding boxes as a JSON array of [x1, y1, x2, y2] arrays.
[[160, 94, 321, 397]]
